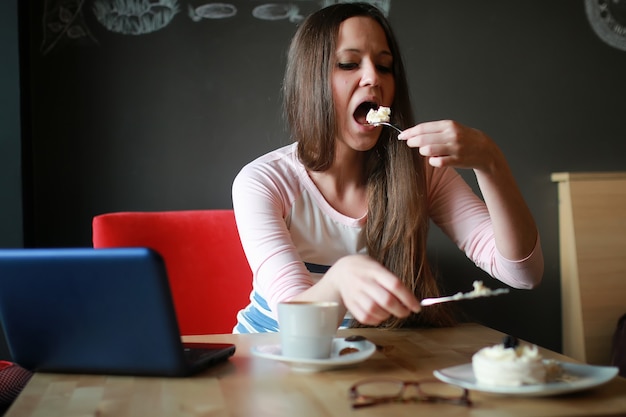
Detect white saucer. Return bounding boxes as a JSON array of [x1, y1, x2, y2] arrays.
[[251, 337, 376, 372], [434, 361, 619, 397]]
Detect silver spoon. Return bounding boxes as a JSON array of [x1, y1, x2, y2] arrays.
[[368, 122, 403, 134]]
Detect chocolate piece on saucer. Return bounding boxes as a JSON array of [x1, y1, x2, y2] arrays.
[[339, 347, 360, 356]]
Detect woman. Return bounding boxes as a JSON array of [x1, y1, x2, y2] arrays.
[[232, 2, 543, 333]]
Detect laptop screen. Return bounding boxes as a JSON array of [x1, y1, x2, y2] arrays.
[[0, 247, 233, 376]]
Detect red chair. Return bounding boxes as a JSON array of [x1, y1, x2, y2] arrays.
[[0, 361, 32, 414], [92, 210, 252, 335]]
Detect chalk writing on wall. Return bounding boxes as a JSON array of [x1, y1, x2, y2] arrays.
[[40, 0, 392, 54], [251, 3, 303, 23], [585, 0, 626, 52], [189, 3, 237, 21], [41, 0, 99, 55], [92, 0, 180, 35]]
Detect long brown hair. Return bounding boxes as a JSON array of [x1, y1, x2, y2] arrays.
[[283, 3, 455, 327]]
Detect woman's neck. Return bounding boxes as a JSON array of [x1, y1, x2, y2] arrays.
[[307, 147, 368, 218]]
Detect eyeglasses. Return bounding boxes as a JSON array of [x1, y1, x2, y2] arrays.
[[349, 377, 471, 409]]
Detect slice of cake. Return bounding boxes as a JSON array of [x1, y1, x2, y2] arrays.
[[472, 336, 548, 386], [366, 106, 391, 124]]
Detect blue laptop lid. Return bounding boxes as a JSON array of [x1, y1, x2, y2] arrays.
[[0, 247, 192, 376]]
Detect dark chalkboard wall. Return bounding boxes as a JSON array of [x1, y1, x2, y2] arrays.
[[23, 0, 626, 353], [27, 1, 318, 242]]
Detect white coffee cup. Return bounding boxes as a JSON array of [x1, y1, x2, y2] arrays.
[[277, 301, 340, 359]]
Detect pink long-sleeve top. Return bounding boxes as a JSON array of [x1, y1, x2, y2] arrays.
[[232, 143, 543, 333]]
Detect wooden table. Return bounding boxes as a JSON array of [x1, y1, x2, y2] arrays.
[[5, 324, 626, 417]]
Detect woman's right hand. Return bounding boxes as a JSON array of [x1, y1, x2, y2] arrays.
[[324, 254, 421, 325]]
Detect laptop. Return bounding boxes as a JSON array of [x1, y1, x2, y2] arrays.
[[0, 247, 235, 377]]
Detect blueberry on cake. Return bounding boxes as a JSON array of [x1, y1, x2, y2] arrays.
[[471, 336, 549, 386]]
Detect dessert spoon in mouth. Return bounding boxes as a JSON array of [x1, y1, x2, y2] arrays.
[[367, 122, 403, 134]]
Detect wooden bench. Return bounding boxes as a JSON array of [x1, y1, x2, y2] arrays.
[[552, 172, 626, 365]]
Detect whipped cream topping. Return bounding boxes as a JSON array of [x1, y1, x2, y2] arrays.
[[472, 343, 547, 386], [366, 106, 391, 124], [469, 280, 490, 296], [450, 280, 503, 301]]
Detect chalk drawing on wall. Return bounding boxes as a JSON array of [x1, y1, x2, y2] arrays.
[[585, 0, 626, 52], [252, 4, 304, 23], [92, 0, 181, 35], [40, 0, 393, 54], [189, 3, 237, 21], [41, 0, 99, 55]]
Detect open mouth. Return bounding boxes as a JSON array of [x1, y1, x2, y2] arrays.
[[354, 101, 378, 125]]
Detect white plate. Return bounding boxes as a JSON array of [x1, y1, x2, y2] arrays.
[[434, 361, 619, 397], [251, 337, 376, 372]]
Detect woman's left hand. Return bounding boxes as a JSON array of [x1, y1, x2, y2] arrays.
[[397, 120, 500, 173]]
